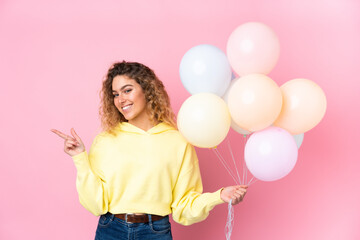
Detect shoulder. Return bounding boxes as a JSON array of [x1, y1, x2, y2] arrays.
[[91, 129, 118, 146], [157, 128, 190, 146], [158, 129, 197, 160]]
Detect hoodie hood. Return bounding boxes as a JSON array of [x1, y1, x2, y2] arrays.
[[117, 122, 176, 135]]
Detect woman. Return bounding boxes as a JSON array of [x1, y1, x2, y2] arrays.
[[52, 61, 247, 239]]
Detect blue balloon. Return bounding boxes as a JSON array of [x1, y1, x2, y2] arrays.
[[179, 44, 232, 96]]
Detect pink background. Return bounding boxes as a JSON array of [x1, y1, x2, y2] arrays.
[[1, 0, 359, 239]]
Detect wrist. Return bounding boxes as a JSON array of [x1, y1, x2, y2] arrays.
[[219, 187, 225, 203]]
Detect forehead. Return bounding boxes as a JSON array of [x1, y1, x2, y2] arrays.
[[112, 75, 138, 89]]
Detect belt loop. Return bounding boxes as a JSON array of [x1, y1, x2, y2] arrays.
[[148, 214, 152, 224], [110, 213, 114, 221], [125, 214, 128, 223]]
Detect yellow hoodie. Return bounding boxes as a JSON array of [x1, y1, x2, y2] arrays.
[[72, 122, 224, 225]]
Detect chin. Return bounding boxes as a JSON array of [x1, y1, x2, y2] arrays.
[[123, 114, 135, 121], [119, 111, 132, 121]]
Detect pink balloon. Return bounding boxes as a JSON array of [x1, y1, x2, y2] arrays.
[[227, 22, 280, 76], [244, 127, 298, 181]]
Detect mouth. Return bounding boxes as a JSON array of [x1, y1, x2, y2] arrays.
[[121, 104, 133, 111]]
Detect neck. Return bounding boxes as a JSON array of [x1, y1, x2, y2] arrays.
[[128, 119, 158, 132]]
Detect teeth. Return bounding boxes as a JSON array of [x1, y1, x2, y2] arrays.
[[122, 105, 132, 110]]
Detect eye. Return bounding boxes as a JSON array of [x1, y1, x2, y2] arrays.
[[113, 93, 119, 97], [124, 89, 132, 94]]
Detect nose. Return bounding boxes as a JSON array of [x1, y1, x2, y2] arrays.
[[118, 94, 126, 103]]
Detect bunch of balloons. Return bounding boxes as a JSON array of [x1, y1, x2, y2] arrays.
[[177, 22, 327, 182]]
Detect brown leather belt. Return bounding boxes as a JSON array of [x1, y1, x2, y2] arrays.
[[114, 213, 166, 223]]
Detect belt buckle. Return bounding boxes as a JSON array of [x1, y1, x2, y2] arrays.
[[125, 213, 133, 223]]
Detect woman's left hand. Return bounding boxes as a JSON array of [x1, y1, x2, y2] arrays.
[[220, 185, 248, 205]]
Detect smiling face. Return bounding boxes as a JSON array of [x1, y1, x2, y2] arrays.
[[112, 75, 150, 127]]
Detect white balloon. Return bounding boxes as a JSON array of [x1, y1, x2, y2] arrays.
[[180, 44, 232, 96], [231, 72, 237, 80], [231, 120, 252, 135], [293, 133, 304, 149]]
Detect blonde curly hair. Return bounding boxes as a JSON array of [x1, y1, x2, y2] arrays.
[[99, 61, 177, 135]]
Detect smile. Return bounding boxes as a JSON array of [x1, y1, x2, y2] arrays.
[[122, 104, 133, 111]]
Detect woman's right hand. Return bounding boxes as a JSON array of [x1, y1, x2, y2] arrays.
[[51, 128, 85, 157], [220, 185, 248, 205]]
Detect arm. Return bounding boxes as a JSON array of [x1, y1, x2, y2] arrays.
[[171, 143, 224, 226], [72, 134, 109, 216]]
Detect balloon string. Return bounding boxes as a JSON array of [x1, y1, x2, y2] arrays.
[[247, 176, 256, 185], [225, 199, 234, 240], [212, 149, 239, 185], [247, 176, 254, 185], [244, 135, 251, 185], [245, 135, 249, 185], [242, 135, 246, 185], [213, 149, 239, 185], [245, 160, 248, 185], [226, 138, 241, 184], [248, 178, 258, 186], [214, 148, 239, 184]]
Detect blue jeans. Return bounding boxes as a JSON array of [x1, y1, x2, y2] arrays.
[[95, 212, 172, 240]]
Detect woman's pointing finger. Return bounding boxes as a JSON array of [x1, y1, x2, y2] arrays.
[[51, 129, 71, 140]]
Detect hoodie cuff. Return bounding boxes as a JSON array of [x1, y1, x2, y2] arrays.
[[71, 151, 90, 171], [202, 188, 226, 209], [216, 187, 226, 204]]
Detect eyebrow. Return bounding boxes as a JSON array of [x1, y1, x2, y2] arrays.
[[112, 84, 133, 92]]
